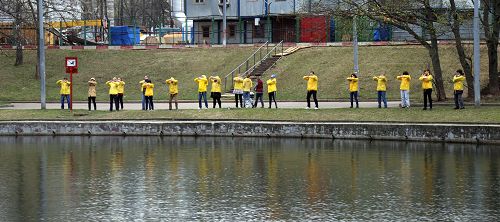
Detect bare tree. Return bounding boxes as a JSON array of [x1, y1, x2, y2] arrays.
[[481, 0, 500, 95], [313, 0, 448, 100], [447, 0, 475, 97]]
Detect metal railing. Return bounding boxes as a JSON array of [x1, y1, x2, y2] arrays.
[[223, 40, 284, 92], [223, 41, 269, 92]]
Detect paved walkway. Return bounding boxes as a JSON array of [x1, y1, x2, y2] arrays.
[[1, 101, 401, 110]]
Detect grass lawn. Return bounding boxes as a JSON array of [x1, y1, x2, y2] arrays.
[[0, 107, 499, 123], [0, 45, 497, 102]]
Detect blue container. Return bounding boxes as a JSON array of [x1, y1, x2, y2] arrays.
[[110, 26, 140, 45]]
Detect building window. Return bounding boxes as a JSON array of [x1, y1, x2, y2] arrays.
[[253, 24, 265, 38], [194, 0, 205, 3], [202, 26, 210, 38], [229, 24, 236, 37]]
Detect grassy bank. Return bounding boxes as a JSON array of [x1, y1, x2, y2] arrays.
[[0, 107, 499, 123], [0, 45, 496, 102]]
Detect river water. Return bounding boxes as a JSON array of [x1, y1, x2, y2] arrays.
[[0, 136, 499, 221]]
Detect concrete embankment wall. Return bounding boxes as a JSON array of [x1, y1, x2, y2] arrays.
[[0, 121, 499, 144]]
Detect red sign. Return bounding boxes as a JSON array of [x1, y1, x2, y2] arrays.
[[65, 57, 78, 74]]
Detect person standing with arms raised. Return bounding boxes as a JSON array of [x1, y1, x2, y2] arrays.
[[56, 77, 71, 110], [233, 75, 244, 108], [117, 78, 125, 110], [142, 79, 155, 110], [139, 76, 149, 110], [209, 75, 222, 108], [106, 77, 120, 111], [166, 77, 179, 110], [243, 75, 253, 108], [419, 69, 433, 110], [347, 73, 359, 108], [396, 71, 411, 108], [194, 75, 209, 109], [303, 71, 319, 109], [267, 74, 278, 109], [373, 73, 388, 108], [88, 77, 97, 111], [453, 70, 466, 110]]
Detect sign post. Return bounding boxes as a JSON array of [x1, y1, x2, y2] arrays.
[[65, 57, 78, 111]]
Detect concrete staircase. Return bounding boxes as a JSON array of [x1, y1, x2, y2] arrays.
[[248, 56, 280, 78]]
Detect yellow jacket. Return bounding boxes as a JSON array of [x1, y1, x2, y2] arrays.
[[106, 81, 119, 95], [373, 76, 387, 91], [453, 75, 466, 91], [419, 75, 433, 89], [194, 76, 208, 92], [142, 83, 155, 96], [56, 80, 71, 95], [347, 77, 359, 92], [267, 78, 277, 93], [303, 75, 318, 91], [233, 76, 244, 90], [117, 81, 125, 94], [210, 76, 222, 93], [139, 80, 146, 92], [166, 79, 179, 94], [243, 77, 253, 92], [396, 75, 411, 90]]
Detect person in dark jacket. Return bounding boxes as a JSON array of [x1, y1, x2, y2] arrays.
[[253, 76, 264, 108]]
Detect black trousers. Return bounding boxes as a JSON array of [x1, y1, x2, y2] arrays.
[[254, 92, 264, 108], [235, 94, 243, 108], [423, 89, 433, 109], [109, 94, 119, 111], [212, 92, 222, 108], [350, 91, 359, 108], [145, 96, 154, 110], [454, 90, 464, 109], [307, 90, 318, 108], [117, 93, 124, 109], [268, 92, 278, 108], [88, 97, 96, 111]]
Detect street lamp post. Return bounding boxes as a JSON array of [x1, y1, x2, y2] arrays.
[[473, 0, 481, 106], [353, 15, 359, 74], [38, 0, 46, 109], [223, 0, 227, 46]]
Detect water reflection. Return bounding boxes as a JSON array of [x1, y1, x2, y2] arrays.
[[0, 137, 499, 221]]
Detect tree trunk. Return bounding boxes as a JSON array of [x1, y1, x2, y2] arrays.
[[486, 39, 499, 95], [13, 20, 23, 66], [449, 0, 474, 97], [429, 39, 446, 101]]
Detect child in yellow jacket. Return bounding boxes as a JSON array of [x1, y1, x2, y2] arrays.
[[373, 73, 387, 108]]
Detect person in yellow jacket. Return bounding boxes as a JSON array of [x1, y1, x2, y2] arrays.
[[166, 77, 179, 110], [347, 73, 359, 108], [266, 74, 278, 109], [233, 76, 244, 108], [194, 75, 209, 109], [106, 77, 120, 111], [209, 75, 222, 108], [396, 71, 411, 108], [117, 78, 125, 110], [303, 71, 319, 109], [419, 69, 434, 110], [88, 78, 97, 111], [139, 75, 149, 110], [373, 73, 388, 108], [243, 75, 253, 108], [56, 77, 71, 110], [453, 69, 466, 109], [142, 79, 155, 110]]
